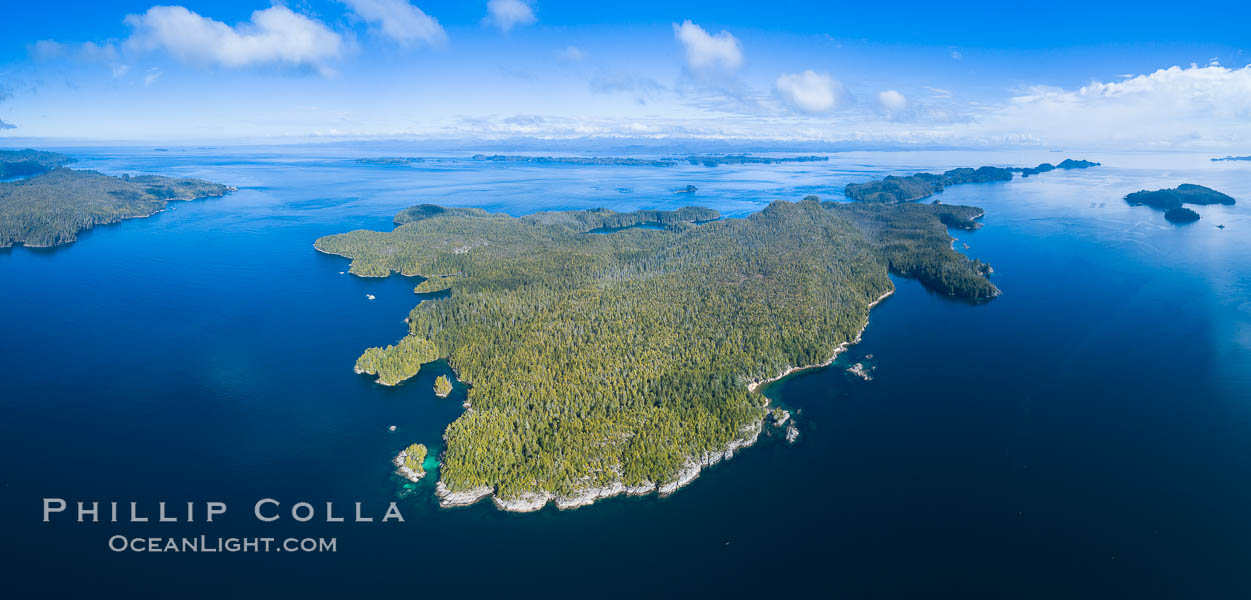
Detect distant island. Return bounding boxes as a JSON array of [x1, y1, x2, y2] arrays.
[[1211, 156, 1251, 162], [357, 157, 425, 166], [674, 185, 698, 194], [0, 148, 76, 179], [846, 158, 1100, 203], [1164, 207, 1201, 224], [1124, 184, 1236, 224], [0, 153, 234, 248], [1011, 158, 1102, 177], [684, 154, 829, 167], [471, 154, 677, 167], [317, 195, 995, 511], [469, 154, 830, 168]]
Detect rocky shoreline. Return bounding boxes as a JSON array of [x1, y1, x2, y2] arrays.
[[745, 288, 894, 393], [434, 420, 764, 512]]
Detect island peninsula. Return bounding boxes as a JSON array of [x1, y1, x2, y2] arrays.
[[317, 195, 996, 512], [0, 150, 234, 248]]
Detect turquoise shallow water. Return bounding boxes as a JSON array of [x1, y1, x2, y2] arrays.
[[1, 146, 1249, 597]]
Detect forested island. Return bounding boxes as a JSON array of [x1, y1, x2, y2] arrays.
[[1124, 184, 1235, 224], [845, 158, 1100, 203], [0, 166, 234, 248], [357, 157, 424, 166], [1012, 158, 1101, 177], [684, 155, 828, 167], [471, 154, 678, 167], [469, 154, 830, 168], [394, 443, 428, 482], [1164, 207, 1201, 223], [316, 195, 996, 511], [0, 148, 76, 179], [1211, 156, 1251, 162], [434, 375, 453, 397]]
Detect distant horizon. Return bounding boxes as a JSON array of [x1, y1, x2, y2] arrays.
[[2, 1, 1250, 149], [0, 136, 1243, 156]]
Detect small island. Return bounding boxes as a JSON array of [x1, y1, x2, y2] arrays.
[[0, 158, 235, 248], [674, 185, 698, 194], [1124, 184, 1236, 224], [394, 443, 428, 482], [1212, 156, 1251, 162], [434, 375, 453, 397], [846, 158, 1100, 203], [1164, 207, 1201, 224], [356, 157, 424, 166], [317, 195, 997, 511]]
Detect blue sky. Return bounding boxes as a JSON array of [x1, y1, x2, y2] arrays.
[[1, 1, 1249, 149]]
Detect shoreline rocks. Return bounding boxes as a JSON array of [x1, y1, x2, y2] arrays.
[[847, 362, 873, 381]]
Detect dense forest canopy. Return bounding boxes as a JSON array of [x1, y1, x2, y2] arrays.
[[0, 167, 234, 248], [316, 197, 994, 501], [0, 149, 75, 179]]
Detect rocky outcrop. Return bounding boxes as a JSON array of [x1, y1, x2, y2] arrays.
[[847, 362, 873, 381], [435, 481, 494, 508]]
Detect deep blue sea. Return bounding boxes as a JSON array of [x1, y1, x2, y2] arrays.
[[2, 146, 1249, 598]]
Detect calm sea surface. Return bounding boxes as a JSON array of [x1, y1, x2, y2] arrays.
[[1, 146, 1248, 597]]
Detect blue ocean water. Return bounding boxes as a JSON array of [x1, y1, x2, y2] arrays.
[[1, 147, 1249, 597]]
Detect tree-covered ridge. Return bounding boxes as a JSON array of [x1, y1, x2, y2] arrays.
[[845, 159, 1100, 203], [830, 203, 999, 299], [0, 149, 76, 179], [0, 168, 235, 248], [316, 197, 994, 501]]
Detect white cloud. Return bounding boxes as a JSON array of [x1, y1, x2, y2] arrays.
[[878, 90, 908, 111], [341, 0, 446, 47], [144, 68, 162, 86], [673, 20, 742, 73], [774, 70, 842, 113], [0, 119, 15, 130], [984, 63, 1251, 148], [559, 46, 587, 62], [29, 40, 119, 62], [111, 64, 131, 78], [123, 6, 343, 74], [484, 0, 537, 33]]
